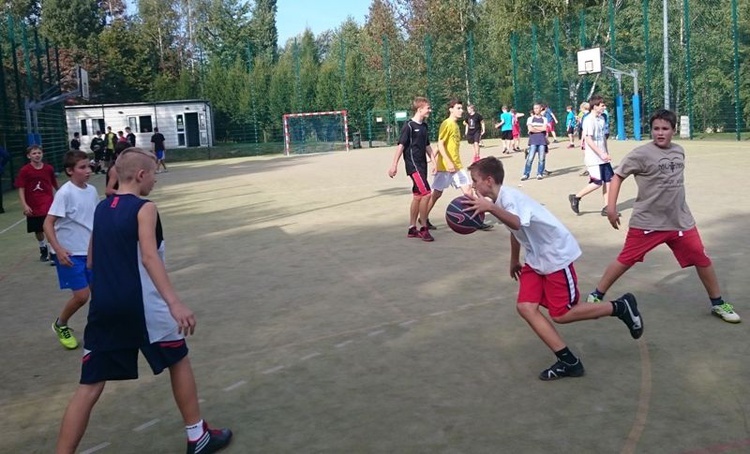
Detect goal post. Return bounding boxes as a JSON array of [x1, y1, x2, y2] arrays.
[[282, 110, 349, 156]]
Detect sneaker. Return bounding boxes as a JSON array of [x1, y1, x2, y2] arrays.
[[616, 293, 644, 339], [40, 246, 49, 262], [186, 422, 232, 454], [478, 223, 494, 231], [586, 292, 602, 304], [417, 218, 436, 230], [418, 227, 434, 242], [520, 175, 529, 181], [539, 360, 585, 381], [568, 194, 580, 215], [579, 169, 589, 177], [536, 175, 544, 180], [52, 321, 79, 349], [544, 170, 552, 176], [567, 144, 575, 148], [711, 303, 741, 323], [407, 226, 419, 238], [601, 207, 608, 217]]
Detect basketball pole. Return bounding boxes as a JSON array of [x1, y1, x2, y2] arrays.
[[663, 0, 670, 109]]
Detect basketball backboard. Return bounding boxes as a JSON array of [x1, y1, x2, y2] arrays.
[[577, 47, 602, 75], [77, 66, 90, 101]]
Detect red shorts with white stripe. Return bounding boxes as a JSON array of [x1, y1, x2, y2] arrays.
[[517, 263, 580, 318], [616, 226, 711, 268]]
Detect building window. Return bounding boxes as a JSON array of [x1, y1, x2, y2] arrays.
[[128, 117, 138, 132], [94, 119, 105, 134], [80, 119, 88, 136], [139, 116, 153, 133]]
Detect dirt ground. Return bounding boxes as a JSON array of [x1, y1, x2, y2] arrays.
[[1, 137, 748, 454]]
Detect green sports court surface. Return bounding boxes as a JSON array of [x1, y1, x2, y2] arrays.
[[1, 138, 749, 453]]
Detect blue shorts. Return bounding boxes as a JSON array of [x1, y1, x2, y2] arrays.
[[80, 339, 189, 384], [156, 149, 165, 160], [52, 255, 91, 291]]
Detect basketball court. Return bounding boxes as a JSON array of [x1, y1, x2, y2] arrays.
[[1, 138, 749, 453]]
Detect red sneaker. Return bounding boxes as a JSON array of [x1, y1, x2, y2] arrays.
[[186, 421, 232, 454], [418, 227, 434, 242]]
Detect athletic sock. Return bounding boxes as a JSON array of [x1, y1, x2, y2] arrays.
[[554, 347, 578, 365], [610, 299, 625, 317], [591, 288, 605, 300], [186, 419, 205, 441], [710, 296, 724, 307], [38, 240, 46, 248]]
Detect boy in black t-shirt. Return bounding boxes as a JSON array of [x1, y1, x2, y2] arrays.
[[387, 97, 436, 241], [150, 127, 167, 173]]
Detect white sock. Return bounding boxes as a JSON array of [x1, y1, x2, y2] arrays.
[[39, 240, 46, 247], [186, 419, 205, 441]]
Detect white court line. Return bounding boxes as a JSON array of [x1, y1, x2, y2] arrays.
[[81, 442, 111, 454], [223, 380, 247, 391], [301, 352, 321, 361], [368, 329, 385, 337], [457, 303, 475, 310], [133, 419, 160, 432], [335, 340, 353, 348], [0, 218, 24, 235], [262, 365, 285, 375], [399, 320, 417, 327], [429, 311, 449, 317]]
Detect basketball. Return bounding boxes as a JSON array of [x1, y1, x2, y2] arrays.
[[445, 196, 485, 234]]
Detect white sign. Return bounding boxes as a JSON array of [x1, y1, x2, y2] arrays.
[[376, 117, 383, 123], [679, 116, 690, 138], [394, 111, 408, 120]]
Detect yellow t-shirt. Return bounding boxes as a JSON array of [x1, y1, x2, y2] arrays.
[[437, 118, 462, 171]]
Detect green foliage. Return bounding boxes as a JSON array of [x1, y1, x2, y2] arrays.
[[39, 0, 101, 50]]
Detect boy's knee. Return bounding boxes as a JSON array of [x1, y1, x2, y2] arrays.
[[516, 303, 538, 320]]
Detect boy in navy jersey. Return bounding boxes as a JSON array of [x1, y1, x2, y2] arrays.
[[56, 148, 231, 454]]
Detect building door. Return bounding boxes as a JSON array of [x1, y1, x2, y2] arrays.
[[185, 113, 200, 147]]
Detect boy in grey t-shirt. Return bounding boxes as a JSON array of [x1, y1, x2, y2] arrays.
[[586, 109, 740, 323]]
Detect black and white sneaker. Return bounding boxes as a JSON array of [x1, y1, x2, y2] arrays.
[[186, 421, 232, 454], [568, 194, 580, 215], [539, 360, 585, 381], [616, 293, 643, 339]]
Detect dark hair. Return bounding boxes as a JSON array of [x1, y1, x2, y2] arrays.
[[114, 140, 130, 154], [468, 156, 505, 185], [447, 98, 463, 110], [589, 94, 604, 106], [73, 132, 80, 137], [63, 150, 89, 175], [26, 144, 42, 154], [649, 109, 677, 129], [153, 127, 159, 132]]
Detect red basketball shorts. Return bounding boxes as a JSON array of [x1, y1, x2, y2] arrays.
[[517, 263, 579, 318], [616, 226, 712, 268]]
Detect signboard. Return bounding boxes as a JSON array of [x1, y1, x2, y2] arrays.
[[679, 116, 690, 138], [394, 111, 408, 120]]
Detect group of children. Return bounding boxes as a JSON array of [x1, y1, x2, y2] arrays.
[[15, 145, 231, 453], [389, 97, 740, 380]]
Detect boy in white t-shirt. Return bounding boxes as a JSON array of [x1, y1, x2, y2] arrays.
[[43, 150, 100, 349], [568, 94, 613, 216], [464, 156, 643, 380]]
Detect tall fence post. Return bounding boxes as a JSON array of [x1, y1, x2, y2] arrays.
[[682, 0, 693, 139], [732, 0, 742, 141]]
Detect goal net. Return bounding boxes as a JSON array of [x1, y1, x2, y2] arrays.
[[283, 110, 349, 155]]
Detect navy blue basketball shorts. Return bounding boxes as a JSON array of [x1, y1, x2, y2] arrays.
[[80, 339, 189, 384]]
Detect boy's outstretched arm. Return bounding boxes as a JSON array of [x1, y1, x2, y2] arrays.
[[607, 174, 625, 229], [137, 202, 196, 336]]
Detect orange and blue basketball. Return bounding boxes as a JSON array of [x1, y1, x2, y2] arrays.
[[445, 196, 485, 234]]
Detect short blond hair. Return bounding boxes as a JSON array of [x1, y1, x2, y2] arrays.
[[115, 147, 156, 182]]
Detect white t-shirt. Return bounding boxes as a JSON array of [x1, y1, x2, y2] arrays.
[[582, 114, 608, 167], [496, 186, 582, 275], [48, 181, 99, 256]]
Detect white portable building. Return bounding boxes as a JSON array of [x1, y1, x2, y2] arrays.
[[65, 100, 214, 151]]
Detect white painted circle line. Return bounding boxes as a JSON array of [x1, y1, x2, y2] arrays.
[[335, 340, 353, 349], [80, 442, 111, 454], [0, 218, 24, 235], [133, 419, 160, 432], [301, 352, 321, 361], [262, 366, 285, 375]]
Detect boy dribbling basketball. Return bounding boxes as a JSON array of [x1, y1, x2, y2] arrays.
[[463, 157, 643, 380], [56, 148, 231, 454]]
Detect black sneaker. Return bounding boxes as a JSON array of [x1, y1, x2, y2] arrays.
[[616, 293, 643, 339], [417, 218, 436, 230], [186, 422, 232, 454], [601, 207, 607, 217], [477, 223, 494, 231], [568, 194, 580, 215], [40, 246, 49, 262], [407, 226, 419, 238], [539, 359, 585, 381]]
